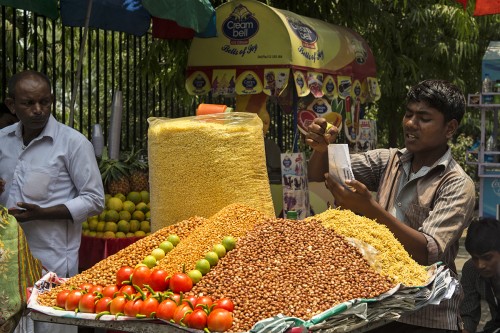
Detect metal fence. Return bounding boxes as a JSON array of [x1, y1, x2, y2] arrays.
[[1, 6, 180, 152], [0, 6, 296, 155]]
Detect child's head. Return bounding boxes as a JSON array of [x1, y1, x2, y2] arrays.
[[406, 80, 466, 125], [465, 218, 500, 278], [465, 217, 500, 255]]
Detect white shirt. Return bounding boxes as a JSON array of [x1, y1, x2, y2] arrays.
[[0, 115, 105, 277]]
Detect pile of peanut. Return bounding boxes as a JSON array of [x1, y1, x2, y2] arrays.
[[191, 218, 394, 332], [155, 203, 273, 274]]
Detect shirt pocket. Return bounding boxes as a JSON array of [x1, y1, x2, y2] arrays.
[[22, 167, 59, 200], [404, 203, 431, 230]]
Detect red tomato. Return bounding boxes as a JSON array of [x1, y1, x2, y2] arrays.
[[131, 266, 151, 289], [187, 308, 208, 330], [140, 297, 160, 317], [156, 299, 177, 321], [169, 272, 193, 294], [118, 284, 136, 297], [78, 293, 96, 313], [79, 283, 93, 292], [213, 297, 234, 312], [207, 308, 233, 332], [116, 266, 134, 287], [88, 285, 103, 295], [194, 296, 213, 309], [173, 303, 192, 325], [95, 296, 112, 313], [148, 269, 169, 291], [169, 293, 181, 305], [65, 290, 84, 311], [56, 290, 71, 308], [182, 295, 198, 307], [124, 299, 143, 318], [109, 296, 127, 315], [102, 285, 119, 298]]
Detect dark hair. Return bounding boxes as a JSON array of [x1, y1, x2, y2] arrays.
[[7, 70, 52, 98], [405, 79, 466, 124], [0, 102, 11, 115], [465, 217, 500, 255]]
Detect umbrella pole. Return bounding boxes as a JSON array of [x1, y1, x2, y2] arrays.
[[68, 0, 93, 128]]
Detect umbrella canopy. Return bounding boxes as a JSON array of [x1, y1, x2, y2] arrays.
[[61, 0, 216, 38], [1, 0, 216, 38]]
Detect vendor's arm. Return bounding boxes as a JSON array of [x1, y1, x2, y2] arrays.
[[459, 259, 482, 333], [305, 118, 339, 182], [63, 137, 105, 223], [325, 176, 429, 264], [9, 202, 72, 222]]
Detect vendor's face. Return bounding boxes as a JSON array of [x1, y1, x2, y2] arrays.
[[402, 101, 457, 157], [471, 251, 500, 278], [5, 75, 53, 131]]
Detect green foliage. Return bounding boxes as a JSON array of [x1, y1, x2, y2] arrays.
[[450, 133, 479, 206], [450, 134, 478, 180]]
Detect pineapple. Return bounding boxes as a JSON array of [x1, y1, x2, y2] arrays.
[[99, 147, 131, 196], [125, 147, 149, 192]]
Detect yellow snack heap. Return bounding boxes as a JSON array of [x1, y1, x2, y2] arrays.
[[306, 208, 429, 286], [148, 112, 275, 231]]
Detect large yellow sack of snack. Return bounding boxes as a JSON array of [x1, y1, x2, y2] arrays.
[[148, 112, 275, 231]]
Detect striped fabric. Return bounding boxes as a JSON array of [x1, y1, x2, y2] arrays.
[[17, 226, 43, 303], [350, 148, 476, 330]]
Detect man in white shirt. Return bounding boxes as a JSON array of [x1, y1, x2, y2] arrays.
[[0, 70, 105, 333]]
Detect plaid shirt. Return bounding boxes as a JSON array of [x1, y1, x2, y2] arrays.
[[351, 147, 476, 330]]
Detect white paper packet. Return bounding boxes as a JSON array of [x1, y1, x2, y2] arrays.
[[328, 144, 355, 186]]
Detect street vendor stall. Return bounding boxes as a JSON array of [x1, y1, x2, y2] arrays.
[[185, 0, 381, 219], [27, 203, 457, 333]]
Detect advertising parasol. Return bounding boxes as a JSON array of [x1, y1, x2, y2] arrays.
[[186, 0, 380, 151]]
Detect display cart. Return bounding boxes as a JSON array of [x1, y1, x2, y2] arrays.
[[29, 311, 390, 333]]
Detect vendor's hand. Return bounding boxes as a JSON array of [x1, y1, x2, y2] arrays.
[[0, 178, 5, 194], [8, 202, 43, 222], [305, 118, 339, 153], [324, 174, 373, 214]]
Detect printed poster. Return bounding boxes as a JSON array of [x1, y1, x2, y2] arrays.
[[481, 176, 500, 219], [356, 119, 377, 152], [281, 152, 310, 219]]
